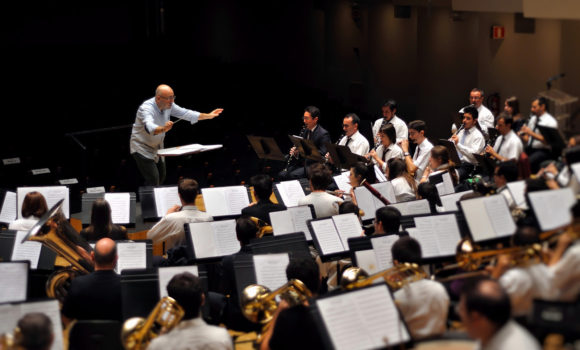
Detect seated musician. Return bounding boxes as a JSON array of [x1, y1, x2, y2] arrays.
[[373, 207, 401, 236], [493, 161, 519, 210], [366, 124, 404, 173], [457, 277, 541, 350], [241, 174, 286, 225], [148, 272, 233, 350], [419, 145, 459, 186], [387, 158, 418, 202], [391, 236, 449, 340], [484, 112, 523, 162], [417, 182, 442, 214], [147, 178, 213, 251], [15, 313, 54, 350], [261, 257, 324, 350], [346, 161, 376, 205], [332, 113, 370, 157], [9, 191, 48, 231], [80, 198, 128, 241], [298, 163, 343, 218], [450, 105, 485, 181], [400, 120, 433, 181]]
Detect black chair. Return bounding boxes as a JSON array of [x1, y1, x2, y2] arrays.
[[68, 320, 124, 350]]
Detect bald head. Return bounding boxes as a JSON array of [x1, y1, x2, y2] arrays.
[[461, 277, 511, 328], [93, 238, 117, 270], [155, 84, 175, 110], [155, 84, 173, 97]]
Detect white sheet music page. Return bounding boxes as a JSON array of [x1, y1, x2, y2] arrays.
[[333, 171, 351, 193], [529, 188, 576, 231], [104, 193, 131, 224], [429, 214, 462, 256], [371, 235, 399, 271], [0, 303, 21, 336], [373, 182, 397, 205], [438, 190, 473, 212], [275, 180, 305, 207], [189, 222, 219, 259], [435, 172, 455, 196], [224, 186, 251, 215], [0, 191, 17, 224], [333, 213, 363, 249], [211, 220, 241, 256], [17, 186, 70, 219], [355, 250, 379, 274], [483, 195, 516, 238], [19, 300, 64, 350], [270, 210, 295, 236], [310, 219, 344, 255], [289, 206, 313, 240], [389, 199, 431, 216], [0, 262, 28, 303], [153, 186, 180, 217], [253, 253, 290, 291], [12, 231, 42, 269], [461, 197, 496, 242], [158, 265, 199, 298], [115, 242, 147, 274], [202, 186, 250, 216], [506, 180, 528, 209], [409, 218, 440, 258], [317, 284, 410, 350], [353, 186, 377, 221]]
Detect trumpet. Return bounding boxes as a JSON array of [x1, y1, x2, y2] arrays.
[[341, 263, 427, 291], [121, 296, 185, 350]]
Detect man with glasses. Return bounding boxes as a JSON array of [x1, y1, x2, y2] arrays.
[[130, 84, 223, 185], [459, 88, 494, 133]]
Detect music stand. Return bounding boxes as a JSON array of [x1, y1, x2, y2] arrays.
[[437, 139, 462, 165], [157, 143, 223, 157], [246, 135, 285, 161], [326, 143, 367, 170], [472, 153, 498, 176], [537, 125, 566, 153], [288, 135, 323, 162]]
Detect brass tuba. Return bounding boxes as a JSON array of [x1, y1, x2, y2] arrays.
[[241, 279, 312, 325], [22, 199, 94, 301], [341, 263, 428, 291], [121, 296, 185, 350], [249, 216, 273, 238], [0, 328, 20, 350]]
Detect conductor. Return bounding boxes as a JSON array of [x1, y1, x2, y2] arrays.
[[130, 84, 223, 185]]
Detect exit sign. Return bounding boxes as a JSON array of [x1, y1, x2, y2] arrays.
[[492, 26, 505, 39]]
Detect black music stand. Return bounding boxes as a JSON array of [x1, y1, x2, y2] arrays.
[[437, 139, 462, 165], [288, 135, 324, 162], [326, 143, 367, 170], [472, 153, 498, 177], [246, 135, 285, 161], [537, 125, 566, 155]]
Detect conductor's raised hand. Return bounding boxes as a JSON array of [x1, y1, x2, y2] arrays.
[[199, 108, 224, 120], [164, 121, 174, 132]]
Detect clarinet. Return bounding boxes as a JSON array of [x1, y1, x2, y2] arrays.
[[284, 126, 307, 171]]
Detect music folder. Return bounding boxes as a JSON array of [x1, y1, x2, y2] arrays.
[[0, 261, 29, 303], [325, 143, 366, 170], [269, 205, 316, 240], [311, 283, 412, 350], [437, 139, 462, 165], [308, 213, 363, 261], [472, 153, 498, 176], [17, 186, 70, 219], [201, 185, 251, 217], [537, 125, 566, 152], [0, 230, 56, 271], [353, 182, 396, 222], [528, 188, 576, 231], [438, 190, 473, 212], [233, 253, 290, 303], [348, 233, 402, 274], [404, 213, 463, 263], [115, 240, 153, 274], [184, 220, 241, 262], [0, 189, 17, 224], [80, 192, 136, 226], [249, 232, 311, 260], [388, 199, 431, 217], [138, 185, 181, 221], [246, 135, 286, 161], [288, 135, 324, 162], [459, 194, 517, 242], [274, 180, 306, 207]]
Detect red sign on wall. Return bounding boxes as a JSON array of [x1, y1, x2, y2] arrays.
[[492, 26, 505, 39]]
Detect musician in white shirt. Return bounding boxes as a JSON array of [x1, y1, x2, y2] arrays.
[[485, 114, 523, 162], [334, 113, 370, 156], [458, 88, 495, 132], [519, 97, 559, 172], [451, 105, 485, 180], [372, 99, 408, 146], [366, 124, 403, 172], [400, 120, 433, 181]]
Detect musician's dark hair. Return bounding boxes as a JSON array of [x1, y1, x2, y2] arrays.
[[463, 105, 479, 120], [496, 112, 513, 127], [430, 145, 458, 185], [383, 99, 398, 112], [304, 106, 320, 119], [418, 182, 442, 213], [512, 225, 540, 246], [286, 257, 321, 296], [307, 163, 332, 190], [408, 120, 426, 134], [167, 272, 203, 319], [236, 216, 258, 246], [21, 192, 48, 218], [178, 178, 199, 204], [496, 161, 518, 182], [88, 199, 114, 236], [387, 158, 417, 195], [338, 201, 360, 218], [391, 236, 422, 265], [344, 113, 360, 126], [351, 162, 376, 185], [250, 174, 273, 201], [379, 124, 397, 146], [17, 312, 53, 350], [375, 206, 401, 234], [505, 96, 520, 116], [471, 88, 484, 96], [534, 96, 549, 111], [461, 277, 511, 329], [94, 239, 117, 266]]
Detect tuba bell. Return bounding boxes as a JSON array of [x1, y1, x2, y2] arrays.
[[121, 296, 185, 350], [21, 199, 94, 302], [249, 216, 273, 238], [341, 263, 428, 291]]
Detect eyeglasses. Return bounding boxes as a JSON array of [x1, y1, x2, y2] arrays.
[[160, 95, 176, 101]]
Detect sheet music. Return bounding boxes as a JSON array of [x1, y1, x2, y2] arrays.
[[436, 172, 455, 196], [275, 180, 306, 207], [355, 250, 380, 274], [270, 206, 313, 240], [212, 220, 241, 256], [0, 262, 28, 303], [333, 171, 352, 193], [333, 213, 363, 250], [371, 235, 399, 271], [0, 190, 17, 224], [253, 253, 290, 291], [189, 220, 240, 258], [11, 231, 42, 269], [158, 144, 222, 156], [0, 304, 21, 335], [529, 188, 576, 231], [506, 180, 528, 209], [19, 300, 64, 350], [353, 186, 379, 221], [202, 186, 250, 216], [373, 182, 397, 205], [388, 199, 431, 216], [158, 265, 199, 298], [104, 193, 131, 224], [374, 165, 387, 183], [17, 186, 70, 219], [483, 195, 516, 237], [411, 214, 461, 258], [153, 186, 180, 217], [317, 284, 410, 350], [438, 190, 473, 212], [115, 242, 147, 274], [310, 219, 344, 255]]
